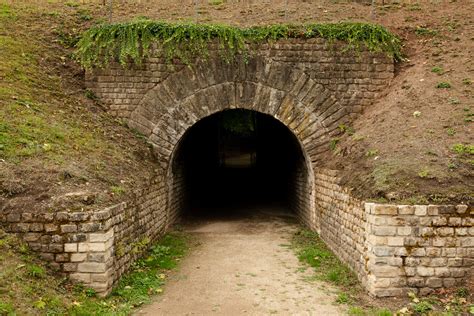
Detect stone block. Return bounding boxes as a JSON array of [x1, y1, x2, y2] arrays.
[[6, 213, 21, 222], [407, 277, 425, 287], [417, 267, 434, 277], [397, 227, 412, 236], [398, 205, 415, 215], [372, 226, 396, 236], [437, 227, 454, 237], [414, 205, 427, 216], [432, 217, 447, 226], [387, 237, 404, 246], [78, 242, 107, 253], [44, 224, 58, 232], [372, 246, 395, 257], [443, 278, 456, 287], [373, 205, 398, 215], [78, 262, 107, 273], [70, 253, 87, 262], [63, 263, 78, 272], [89, 229, 114, 243], [64, 243, 78, 252], [61, 224, 77, 233], [55, 254, 69, 263], [455, 205, 468, 214], [70, 273, 91, 283]]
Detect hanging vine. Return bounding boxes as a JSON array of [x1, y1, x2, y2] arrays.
[[75, 20, 403, 69]]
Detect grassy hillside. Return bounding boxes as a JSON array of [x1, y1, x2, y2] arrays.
[[0, 1, 157, 215]]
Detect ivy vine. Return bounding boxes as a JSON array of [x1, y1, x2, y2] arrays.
[[75, 20, 403, 69]]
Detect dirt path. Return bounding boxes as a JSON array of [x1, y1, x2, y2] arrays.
[[136, 207, 345, 316]]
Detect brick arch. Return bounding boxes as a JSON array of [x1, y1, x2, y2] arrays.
[[126, 57, 348, 231], [128, 58, 343, 170]]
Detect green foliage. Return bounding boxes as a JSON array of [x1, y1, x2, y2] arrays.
[[0, 301, 15, 315], [111, 185, 126, 195], [462, 78, 472, 85], [76, 20, 403, 68], [84, 288, 97, 298], [431, 66, 443, 74], [415, 26, 438, 36], [451, 143, 474, 155], [329, 138, 339, 151], [412, 300, 433, 313], [366, 149, 378, 157], [27, 264, 46, 278], [446, 128, 455, 136], [335, 292, 350, 304], [436, 82, 451, 89], [339, 123, 355, 135], [418, 168, 430, 178], [456, 287, 469, 298]]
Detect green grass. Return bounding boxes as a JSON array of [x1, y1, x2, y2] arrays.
[[451, 143, 474, 155], [291, 229, 358, 288], [348, 306, 393, 315], [436, 82, 451, 89]]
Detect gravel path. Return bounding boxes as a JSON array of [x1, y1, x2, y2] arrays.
[[137, 207, 345, 316]]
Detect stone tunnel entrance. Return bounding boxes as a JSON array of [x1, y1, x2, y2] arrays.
[[167, 109, 314, 221]]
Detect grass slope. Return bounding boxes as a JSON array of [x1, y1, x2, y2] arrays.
[[0, 1, 156, 214]]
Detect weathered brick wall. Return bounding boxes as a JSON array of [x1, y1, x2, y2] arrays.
[[314, 168, 368, 286], [310, 170, 473, 298], [365, 203, 473, 297]]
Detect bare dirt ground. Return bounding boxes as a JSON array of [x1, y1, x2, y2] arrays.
[[136, 208, 345, 316]]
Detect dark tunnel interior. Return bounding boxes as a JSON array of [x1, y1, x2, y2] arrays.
[[170, 109, 308, 218]]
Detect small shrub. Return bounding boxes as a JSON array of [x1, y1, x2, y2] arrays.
[[28, 265, 46, 278], [418, 169, 430, 178], [84, 89, 98, 100], [415, 27, 438, 36], [366, 149, 378, 157], [462, 78, 472, 85], [335, 292, 350, 304], [446, 128, 456, 136], [456, 287, 469, 298], [329, 138, 339, 151], [451, 144, 474, 155], [431, 66, 443, 74], [436, 82, 451, 89], [85, 288, 97, 297], [348, 306, 365, 315], [338, 124, 355, 135], [413, 300, 433, 313], [110, 186, 125, 195], [0, 301, 15, 315]]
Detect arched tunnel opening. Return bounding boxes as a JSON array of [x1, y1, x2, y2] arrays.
[[168, 109, 313, 221]]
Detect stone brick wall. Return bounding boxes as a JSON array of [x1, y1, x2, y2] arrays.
[[309, 169, 473, 298], [314, 168, 368, 286], [85, 39, 394, 170], [365, 203, 473, 297]]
